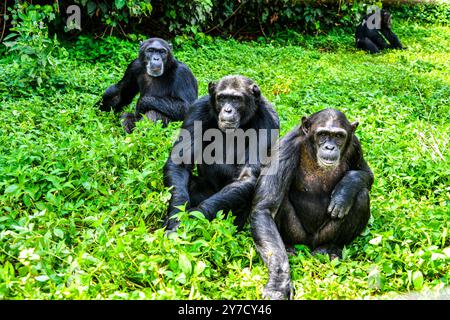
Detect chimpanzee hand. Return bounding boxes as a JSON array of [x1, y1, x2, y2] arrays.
[[187, 206, 215, 221], [120, 113, 137, 134], [328, 185, 356, 219], [262, 283, 291, 300], [163, 207, 207, 235], [163, 212, 181, 235]]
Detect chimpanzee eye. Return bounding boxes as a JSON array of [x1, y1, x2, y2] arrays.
[[336, 133, 345, 139]]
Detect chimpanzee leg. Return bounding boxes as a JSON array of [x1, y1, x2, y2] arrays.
[[163, 176, 214, 231], [121, 110, 172, 133], [189, 176, 215, 207], [121, 113, 141, 134], [98, 60, 140, 113], [251, 205, 291, 300], [358, 37, 380, 54], [381, 29, 404, 49], [190, 176, 250, 229], [145, 110, 172, 127], [313, 188, 370, 257], [276, 196, 310, 246]]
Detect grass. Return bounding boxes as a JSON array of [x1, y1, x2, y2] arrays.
[[0, 20, 449, 299]]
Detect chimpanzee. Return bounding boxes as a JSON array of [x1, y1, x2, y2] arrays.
[[355, 9, 405, 54], [163, 75, 280, 232], [250, 109, 374, 300], [96, 38, 198, 133]]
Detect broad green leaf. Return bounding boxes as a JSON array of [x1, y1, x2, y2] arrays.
[[369, 236, 382, 246], [35, 275, 49, 282], [115, 0, 126, 10], [194, 261, 206, 275], [179, 253, 192, 275], [368, 267, 384, 290], [54, 229, 64, 239], [443, 247, 450, 258], [87, 1, 96, 16], [412, 271, 424, 290], [5, 184, 19, 194]]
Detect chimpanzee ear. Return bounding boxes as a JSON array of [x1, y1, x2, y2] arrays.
[[351, 121, 359, 133], [139, 41, 147, 53], [208, 82, 217, 96], [251, 84, 261, 98], [167, 42, 173, 51], [300, 116, 310, 135]]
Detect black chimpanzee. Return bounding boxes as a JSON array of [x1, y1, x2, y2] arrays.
[[96, 38, 198, 133], [250, 109, 374, 300], [163, 75, 280, 232], [355, 9, 405, 54]]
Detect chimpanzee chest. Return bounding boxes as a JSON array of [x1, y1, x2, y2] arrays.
[[289, 167, 346, 233], [137, 73, 172, 96], [198, 163, 242, 191], [195, 132, 251, 191]]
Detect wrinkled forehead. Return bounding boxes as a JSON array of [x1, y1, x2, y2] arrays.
[[146, 40, 167, 50], [141, 38, 169, 50], [312, 112, 349, 131], [216, 76, 251, 93], [315, 126, 348, 135]]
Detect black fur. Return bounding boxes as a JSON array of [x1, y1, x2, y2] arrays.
[[163, 75, 280, 232], [250, 109, 374, 299], [355, 9, 404, 54], [96, 38, 198, 133]]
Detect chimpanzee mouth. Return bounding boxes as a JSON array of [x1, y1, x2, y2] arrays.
[[218, 121, 238, 132], [147, 64, 164, 77], [318, 156, 339, 168]]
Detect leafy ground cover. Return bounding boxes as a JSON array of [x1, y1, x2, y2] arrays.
[[0, 20, 449, 299]]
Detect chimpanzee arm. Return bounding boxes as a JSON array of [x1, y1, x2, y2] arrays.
[[358, 37, 381, 54], [192, 165, 258, 221], [162, 97, 208, 230], [137, 96, 188, 121], [162, 130, 195, 229], [136, 65, 198, 121], [380, 28, 404, 49], [193, 107, 280, 220], [98, 59, 140, 113], [163, 159, 193, 229], [328, 137, 374, 219], [250, 130, 301, 299], [367, 29, 390, 50]]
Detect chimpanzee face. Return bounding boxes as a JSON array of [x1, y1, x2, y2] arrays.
[[301, 109, 358, 169], [140, 39, 170, 77], [314, 126, 348, 168], [381, 10, 392, 29], [208, 76, 260, 132], [213, 88, 245, 131]]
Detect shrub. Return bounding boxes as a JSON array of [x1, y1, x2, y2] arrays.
[[2, 2, 67, 88], [2, 1, 448, 40]]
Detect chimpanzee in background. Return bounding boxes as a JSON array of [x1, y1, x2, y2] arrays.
[[251, 109, 374, 299], [96, 38, 198, 133], [163, 75, 280, 232], [355, 9, 405, 54]]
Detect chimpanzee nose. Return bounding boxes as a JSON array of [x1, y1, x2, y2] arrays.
[[153, 56, 160, 62], [224, 106, 233, 113], [325, 145, 335, 151]]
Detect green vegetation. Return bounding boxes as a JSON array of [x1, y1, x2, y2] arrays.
[[2, 1, 449, 39], [0, 19, 449, 299]]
